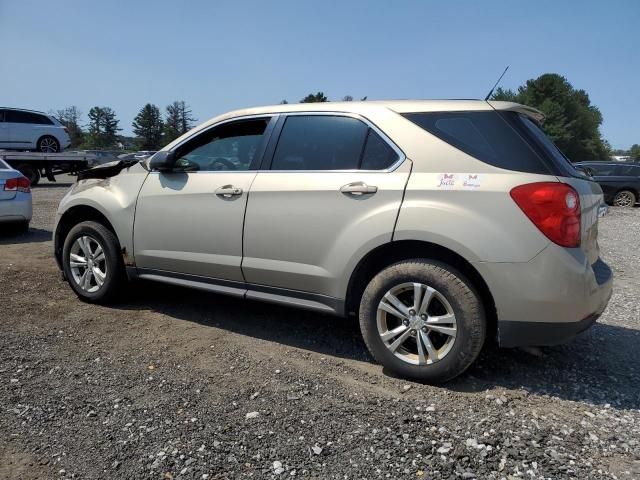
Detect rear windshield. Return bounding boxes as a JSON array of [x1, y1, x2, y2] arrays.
[[402, 110, 579, 177]]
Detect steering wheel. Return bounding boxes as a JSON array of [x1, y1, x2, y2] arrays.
[[207, 157, 236, 171]]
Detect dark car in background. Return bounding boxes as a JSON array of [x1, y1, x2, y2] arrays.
[[574, 161, 640, 207]]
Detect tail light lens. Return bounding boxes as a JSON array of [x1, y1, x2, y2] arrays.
[[510, 182, 581, 248], [4, 176, 31, 193]]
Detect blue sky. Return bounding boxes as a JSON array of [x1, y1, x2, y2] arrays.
[[1, 0, 638, 148]]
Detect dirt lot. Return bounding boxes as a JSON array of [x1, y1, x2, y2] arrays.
[[1, 181, 639, 479]]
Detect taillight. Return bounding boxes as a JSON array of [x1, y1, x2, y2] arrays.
[[4, 176, 31, 193], [510, 182, 581, 248]]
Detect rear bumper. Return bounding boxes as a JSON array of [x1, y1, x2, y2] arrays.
[[474, 244, 613, 347], [0, 193, 32, 223]]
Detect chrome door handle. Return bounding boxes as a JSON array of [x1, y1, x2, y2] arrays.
[[215, 185, 243, 198], [340, 182, 378, 196]]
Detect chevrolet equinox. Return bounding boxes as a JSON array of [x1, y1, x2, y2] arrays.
[[54, 100, 613, 382]]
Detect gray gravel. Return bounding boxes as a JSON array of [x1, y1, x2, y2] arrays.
[[0, 183, 639, 479]]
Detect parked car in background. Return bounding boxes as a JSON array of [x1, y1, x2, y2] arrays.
[[0, 158, 31, 231], [574, 161, 640, 207], [53, 100, 612, 382], [0, 108, 71, 153]]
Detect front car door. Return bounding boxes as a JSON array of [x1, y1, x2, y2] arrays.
[[242, 113, 410, 312], [133, 116, 275, 283]]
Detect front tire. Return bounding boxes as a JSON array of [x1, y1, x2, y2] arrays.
[[37, 135, 60, 153], [359, 259, 486, 383], [613, 190, 636, 207], [62, 221, 125, 303]]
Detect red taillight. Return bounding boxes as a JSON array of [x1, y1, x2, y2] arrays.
[[510, 182, 581, 248], [4, 176, 31, 193]]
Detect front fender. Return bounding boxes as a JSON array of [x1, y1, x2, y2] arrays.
[[55, 163, 149, 262]]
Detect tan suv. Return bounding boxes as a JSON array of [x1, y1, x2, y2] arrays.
[[54, 100, 613, 382]]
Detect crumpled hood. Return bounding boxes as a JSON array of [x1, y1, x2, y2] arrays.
[[76, 159, 142, 181]]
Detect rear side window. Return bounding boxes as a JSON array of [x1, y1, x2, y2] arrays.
[[361, 129, 399, 170], [271, 116, 368, 170], [403, 111, 552, 174], [6, 110, 53, 125]]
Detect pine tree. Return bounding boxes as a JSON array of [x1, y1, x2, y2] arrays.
[[163, 101, 196, 144], [85, 107, 121, 148], [132, 104, 164, 149]]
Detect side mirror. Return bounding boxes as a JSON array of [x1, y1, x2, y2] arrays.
[[148, 151, 176, 172]]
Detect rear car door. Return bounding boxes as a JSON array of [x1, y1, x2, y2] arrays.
[[242, 113, 410, 303], [133, 116, 275, 282]]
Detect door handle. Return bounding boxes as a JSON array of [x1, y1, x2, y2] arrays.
[[340, 182, 378, 196], [215, 185, 243, 198]]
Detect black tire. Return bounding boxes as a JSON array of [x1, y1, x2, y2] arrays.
[[613, 190, 636, 208], [15, 164, 41, 186], [62, 221, 125, 303], [36, 135, 60, 153], [359, 259, 486, 383]]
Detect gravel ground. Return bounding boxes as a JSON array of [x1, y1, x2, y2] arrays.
[[0, 181, 639, 479]]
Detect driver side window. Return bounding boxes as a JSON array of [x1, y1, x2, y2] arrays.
[[174, 118, 270, 171]]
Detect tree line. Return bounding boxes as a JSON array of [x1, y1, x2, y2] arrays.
[[53, 101, 196, 151], [52, 75, 636, 160]]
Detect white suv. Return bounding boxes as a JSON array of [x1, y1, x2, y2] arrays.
[[0, 108, 71, 152]]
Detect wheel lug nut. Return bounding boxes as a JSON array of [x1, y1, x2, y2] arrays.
[[421, 326, 428, 333], [411, 329, 416, 334], [409, 309, 416, 316], [420, 314, 427, 320], [403, 319, 410, 326]]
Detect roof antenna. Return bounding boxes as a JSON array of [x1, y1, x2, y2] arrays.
[[484, 66, 509, 101]]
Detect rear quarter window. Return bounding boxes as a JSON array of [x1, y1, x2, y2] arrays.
[[402, 111, 553, 175]]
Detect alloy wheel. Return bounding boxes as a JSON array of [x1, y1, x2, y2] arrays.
[[613, 191, 635, 207], [69, 235, 107, 293], [39, 137, 59, 152], [376, 282, 457, 365]]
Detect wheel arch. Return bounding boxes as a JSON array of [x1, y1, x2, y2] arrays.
[[345, 239, 497, 339], [54, 205, 120, 269]]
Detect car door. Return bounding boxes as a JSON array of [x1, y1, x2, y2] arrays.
[[4, 110, 33, 148], [133, 116, 275, 282], [242, 113, 410, 303]]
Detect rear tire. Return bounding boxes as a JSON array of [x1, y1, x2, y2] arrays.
[[613, 190, 636, 207], [62, 221, 125, 303], [36, 135, 60, 153], [359, 259, 485, 383]]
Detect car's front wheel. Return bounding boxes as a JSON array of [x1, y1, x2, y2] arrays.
[[359, 259, 486, 383], [62, 221, 124, 303]]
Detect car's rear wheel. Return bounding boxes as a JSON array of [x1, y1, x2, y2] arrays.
[[359, 259, 485, 383], [37, 135, 60, 153], [62, 221, 124, 303], [613, 190, 636, 207]]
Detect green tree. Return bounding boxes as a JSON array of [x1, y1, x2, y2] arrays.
[[491, 74, 610, 160], [54, 106, 84, 148], [85, 107, 120, 149], [163, 101, 196, 144], [133, 103, 164, 149], [629, 144, 640, 162], [300, 92, 328, 103]]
